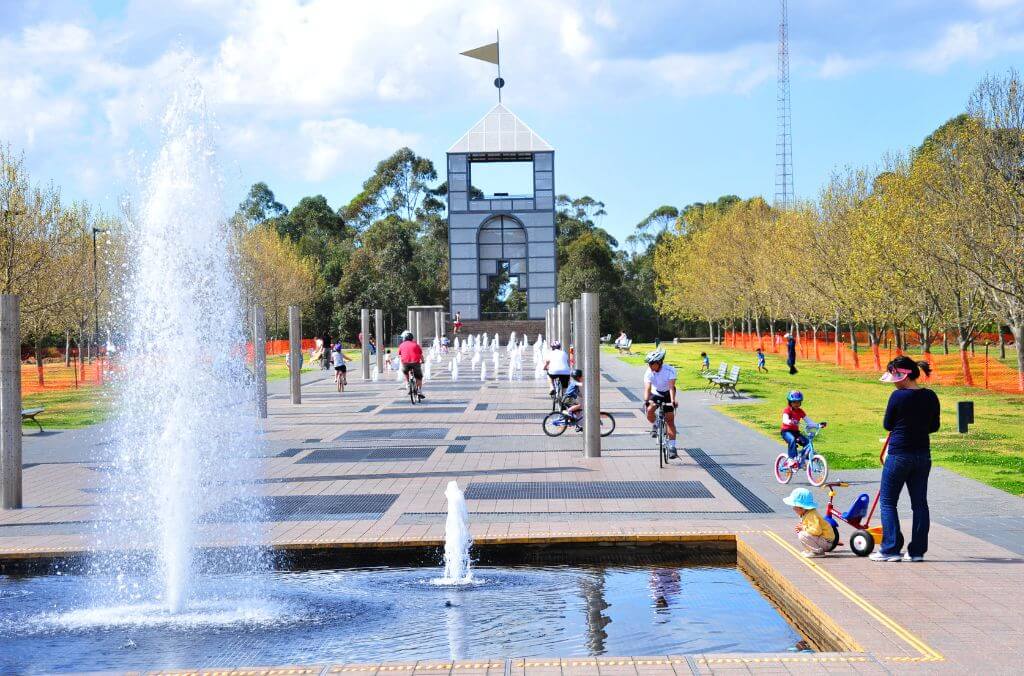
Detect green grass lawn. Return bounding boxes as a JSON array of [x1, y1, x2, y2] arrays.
[[612, 342, 1024, 496], [22, 387, 113, 430]]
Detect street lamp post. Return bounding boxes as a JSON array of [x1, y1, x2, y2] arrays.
[[91, 227, 108, 363]]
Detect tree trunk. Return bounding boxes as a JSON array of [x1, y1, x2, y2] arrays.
[[998, 328, 1006, 359], [868, 322, 881, 370], [708, 320, 714, 345], [1013, 323, 1024, 392], [942, 331, 949, 355], [754, 315, 762, 348], [812, 325, 820, 361], [850, 322, 860, 369], [921, 321, 931, 354], [64, 330, 71, 367], [35, 339, 45, 386]]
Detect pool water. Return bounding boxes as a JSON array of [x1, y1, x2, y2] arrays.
[[0, 564, 803, 672]]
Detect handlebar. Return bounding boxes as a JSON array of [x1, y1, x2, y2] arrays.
[[822, 481, 849, 489]]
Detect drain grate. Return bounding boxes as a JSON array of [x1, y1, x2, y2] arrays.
[[357, 405, 378, 413], [683, 447, 774, 514], [495, 413, 544, 421], [376, 406, 465, 415], [297, 446, 436, 463], [339, 428, 449, 440], [617, 387, 641, 402], [444, 444, 467, 454], [455, 435, 470, 441], [205, 494, 398, 522], [474, 403, 490, 411], [276, 447, 305, 458], [602, 372, 619, 382], [464, 481, 712, 500]]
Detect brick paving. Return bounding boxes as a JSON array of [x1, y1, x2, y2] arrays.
[[2, 346, 1023, 674]]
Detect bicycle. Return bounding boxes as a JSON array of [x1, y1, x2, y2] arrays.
[[542, 409, 615, 437], [773, 422, 829, 487], [549, 375, 566, 412], [648, 401, 674, 468], [406, 368, 421, 405]]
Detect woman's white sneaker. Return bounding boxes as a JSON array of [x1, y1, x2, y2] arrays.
[[868, 552, 902, 562]]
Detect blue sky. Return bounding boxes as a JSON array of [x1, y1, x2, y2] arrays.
[[3, 0, 1024, 243]]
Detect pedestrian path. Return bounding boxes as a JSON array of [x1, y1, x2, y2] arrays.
[[1, 347, 1022, 674]]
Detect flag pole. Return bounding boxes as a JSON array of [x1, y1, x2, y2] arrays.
[[496, 29, 502, 103]]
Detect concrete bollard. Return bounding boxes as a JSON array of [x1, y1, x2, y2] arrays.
[[361, 308, 371, 380], [582, 292, 601, 458], [288, 305, 301, 405], [253, 306, 267, 419], [572, 297, 582, 372], [1, 295, 22, 508], [559, 301, 572, 352], [375, 309, 384, 374]]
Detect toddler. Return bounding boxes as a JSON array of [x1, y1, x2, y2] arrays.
[[756, 347, 767, 372], [783, 488, 837, 558], [700, 351, 710, 371]]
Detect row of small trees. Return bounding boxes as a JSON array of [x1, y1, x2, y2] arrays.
[[654, 71, 1024, 389], [0, 144, 317, 360]]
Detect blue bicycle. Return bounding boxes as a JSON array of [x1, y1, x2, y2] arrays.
[[773, 421, 829, 487]]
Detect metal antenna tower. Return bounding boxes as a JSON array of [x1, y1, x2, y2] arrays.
[[775, 0, 794, 209]]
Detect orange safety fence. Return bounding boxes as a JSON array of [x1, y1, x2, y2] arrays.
[[19, 352, 109, 395], [725, 330, 1023, 394]]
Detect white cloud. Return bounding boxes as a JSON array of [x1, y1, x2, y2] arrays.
[[298, 118, 420, 181]]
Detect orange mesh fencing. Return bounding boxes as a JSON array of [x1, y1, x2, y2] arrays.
[[20, 352, 108, 395], [727, 330, 1022, 394]]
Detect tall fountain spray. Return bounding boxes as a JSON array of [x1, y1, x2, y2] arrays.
[[441, 481, 473, 583], [102, 80, 263, 613]]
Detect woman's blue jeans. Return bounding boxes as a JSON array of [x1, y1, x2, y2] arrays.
[[880, 453, 931, 557], [780, 431, 807, 459]]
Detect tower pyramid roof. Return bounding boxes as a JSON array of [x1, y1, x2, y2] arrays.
[[448, 103, 553, 153]]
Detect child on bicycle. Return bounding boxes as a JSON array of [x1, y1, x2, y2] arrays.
[[781, 390, 818, 468], [783, 488, 837, 557], [563, 369, 584, 424], [756, 347, 767, 372]]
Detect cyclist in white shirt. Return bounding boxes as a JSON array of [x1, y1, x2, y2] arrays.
[[642, 348, 679, 459], [543, 340, 572, 395]]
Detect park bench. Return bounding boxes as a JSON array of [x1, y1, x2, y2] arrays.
[[713, 365, 742, 398], [21, 407, 45, 432], [616, 339, 633, 354], [600, 334, 612, 343], [703, 362, 727, 390]]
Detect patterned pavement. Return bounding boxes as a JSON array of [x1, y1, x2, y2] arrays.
[[3, 346, 1023, 674]]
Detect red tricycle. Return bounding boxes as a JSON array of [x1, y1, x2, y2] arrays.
[[820, 434, 903, 557]]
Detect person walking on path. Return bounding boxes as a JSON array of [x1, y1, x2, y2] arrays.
[[785, 333, 798, 374], [870, 356, 940, 562]]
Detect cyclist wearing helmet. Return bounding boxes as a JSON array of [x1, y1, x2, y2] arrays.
[[398, 330, 426, 400], [643, 348, 679, 459], [543, 339, 572, 395], [781, 390, 817, 466]]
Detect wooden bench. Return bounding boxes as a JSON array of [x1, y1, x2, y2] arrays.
[[713, 365, 742, 398], [616, 339, 633, 354], [21, 407, 45, 432]]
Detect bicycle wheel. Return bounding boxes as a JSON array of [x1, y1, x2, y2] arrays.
[[598, 412, 616, 437], [542, 411, 569, 437], [773, 453, 793, 484], [408, 379, 417, 405], [807, 454, 829, 487], [658, 422, 666, 466]]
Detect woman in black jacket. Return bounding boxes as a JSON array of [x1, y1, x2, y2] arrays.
[[872, 356, 941, 562]]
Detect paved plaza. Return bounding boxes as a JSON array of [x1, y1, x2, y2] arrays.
[[3, 349, 1023, 674]]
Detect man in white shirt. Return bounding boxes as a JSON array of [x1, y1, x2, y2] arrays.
[[542, 340, 572, 396], [642, 347, 679, 459]]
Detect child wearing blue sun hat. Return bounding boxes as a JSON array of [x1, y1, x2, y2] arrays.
[[784, 487, 837, 558]]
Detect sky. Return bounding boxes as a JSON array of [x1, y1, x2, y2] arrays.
[[3, 0, 1024, 244]]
